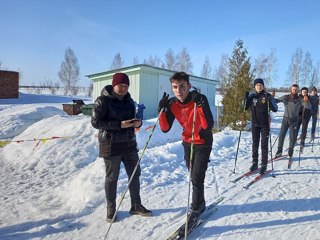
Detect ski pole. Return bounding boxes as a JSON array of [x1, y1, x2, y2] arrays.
[[233, 92, 248, 173], [268, 99, 275, 177], [104, 108, 164, 240], [233, 112, 245, 173], [185, 102, 197, 240], [271, 132, 280, 149], [298, 106, 306, 168]]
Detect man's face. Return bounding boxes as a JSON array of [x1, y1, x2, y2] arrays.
[[113, 84, 129, 96], [171, 79, 191, 102], [301, 90, 308, 96], [255, 83, 264, 93], [291, 86, 299, 95]]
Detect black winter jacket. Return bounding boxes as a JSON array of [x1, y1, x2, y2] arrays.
[[298, 95, 311, 119], [245, 90, 278, 127], [91, 85, 138, 157], [309, 94, 319, 115]]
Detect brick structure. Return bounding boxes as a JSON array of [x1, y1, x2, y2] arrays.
[[0, 70, 19, 99]]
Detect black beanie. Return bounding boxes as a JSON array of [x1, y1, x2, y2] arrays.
[[254, 78, 264, 86], [301, 87, 308, 92]]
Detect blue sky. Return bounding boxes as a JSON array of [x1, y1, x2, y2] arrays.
[[1, 0, 320, 87]]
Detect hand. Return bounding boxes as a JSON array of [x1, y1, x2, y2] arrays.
[[130, 118, 142, 128], [191, 91, 206, 107], [244, 91, 249, 100], [121, 119, 135, 128], [303, 95, 308, 102], [158, 92, 169, 111], [248, 93, 256, 100]]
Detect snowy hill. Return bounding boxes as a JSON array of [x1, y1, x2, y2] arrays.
[[0, 92, 319, 240]]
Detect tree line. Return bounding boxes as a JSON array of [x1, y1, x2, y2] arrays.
[[110, 43, 319, 91], [0, 40, 319, 98]]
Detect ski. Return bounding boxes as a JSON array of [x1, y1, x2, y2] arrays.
[[165, 196, 224, 240], [231, 155, 287, 183], [243, 170, 272, 189]]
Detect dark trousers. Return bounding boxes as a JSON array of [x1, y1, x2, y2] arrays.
[[278, 117, 298, 151], [310, 113, 318, 137], [297, 114, 311, 143], [182, 142, 211, 211], [104, 152, 141, 208], [252, 126, 269, 165]]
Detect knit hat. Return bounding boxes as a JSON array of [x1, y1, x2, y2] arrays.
[[301, 87, 308, 92], [311, 86, 317, 92], [112, 73, 130, 87], [254, 78, 264, 86]]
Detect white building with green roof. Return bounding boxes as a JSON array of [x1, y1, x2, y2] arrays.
[[87, 64, 218, 119]]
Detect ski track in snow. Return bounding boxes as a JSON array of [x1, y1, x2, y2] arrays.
[[1, 94, 320, 240]]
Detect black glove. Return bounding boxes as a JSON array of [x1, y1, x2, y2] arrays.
[[158, 92, 169, 111], [248, 93, 256, 100], [244, 91, 249, 100], [191, 91, 206, 107]]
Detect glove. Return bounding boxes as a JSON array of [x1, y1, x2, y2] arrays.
[[158, 92, 169, 111], [244, 91, 249, 100], [272, 90, 276, 97], [248, 93, 256, 100], [191, 91, 206, 107]]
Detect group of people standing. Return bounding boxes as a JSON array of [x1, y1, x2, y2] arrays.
[[91, 71, 319, 230], [245, 79, 319, 174]]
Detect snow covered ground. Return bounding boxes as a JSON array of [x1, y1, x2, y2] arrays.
[[0, 92, 319, 240]]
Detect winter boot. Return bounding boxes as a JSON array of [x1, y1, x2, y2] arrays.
[[275, 148, 282, 158], [300, 141, 304, 153], [259, 165, 267, 175], [310, 133, 315, 142], [129, 204, 152, 216], [249, 162, 258, 172], [199, 201, 206, 214], [106, 207, 116, 223], [288, 148, 293, 158], [179, 210, 200, 234], [191, 201, 206, 215]]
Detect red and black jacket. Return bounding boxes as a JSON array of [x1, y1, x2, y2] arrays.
[[159, 91, 214, 146]]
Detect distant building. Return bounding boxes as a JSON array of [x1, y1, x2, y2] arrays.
[[0, 70, 19, 99], [86, 64, 218, 119]]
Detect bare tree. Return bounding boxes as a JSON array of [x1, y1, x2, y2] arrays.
[[301, 51, 313, 87], [253, 48, 277, 87], [287, 48, 303, 86], [111, 52, 124, 69], [144, 55, 163, 67], [133, 56, 139, 65], [164, 48, 176, 70], [58, 47, 80, 95], [213, 54, 229, 93], [254, 53, 268, 78], [309, 61, 320, 88], [88, 81, 93, 97], [176, 47, 193, 74], [265, 48, 278, 87], [200, 55, 212, 78]]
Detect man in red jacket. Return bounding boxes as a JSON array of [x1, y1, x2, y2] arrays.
[[158, 72, 214, 227]]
